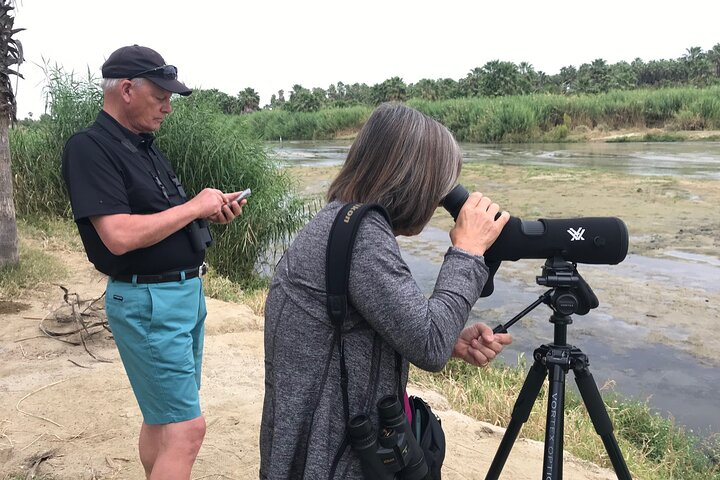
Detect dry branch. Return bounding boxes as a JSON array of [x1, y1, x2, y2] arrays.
[[38, 285, 113, 362], [25, 449, 58, 479]]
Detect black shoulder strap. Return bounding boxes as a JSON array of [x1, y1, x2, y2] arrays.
[[324, 202, 390, 479], [326, 203, 390, 325], [93, 112, 139, 153]]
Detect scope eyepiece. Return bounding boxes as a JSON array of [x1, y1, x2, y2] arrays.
[[440, 184, 469, 221]]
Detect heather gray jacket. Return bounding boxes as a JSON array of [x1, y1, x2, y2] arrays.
[[259, 201, 489, 479]]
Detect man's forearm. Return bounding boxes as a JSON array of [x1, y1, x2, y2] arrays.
[[91, 203, 200, 255]]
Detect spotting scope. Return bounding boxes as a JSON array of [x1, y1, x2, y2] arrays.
[[441, 184, 629, 296]]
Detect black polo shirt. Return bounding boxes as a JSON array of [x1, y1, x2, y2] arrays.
[[61, 110, 204, 277]]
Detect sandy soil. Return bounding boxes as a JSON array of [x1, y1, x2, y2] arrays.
[[3, 159, 718, 479], [0, 245, 616, 479]]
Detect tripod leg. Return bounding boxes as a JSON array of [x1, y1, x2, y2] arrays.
[[574, 362, 633, 479], [543, 361, 567, 480], [485, 359, 547, 480]]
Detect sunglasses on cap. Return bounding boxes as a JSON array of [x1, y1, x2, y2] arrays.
[[130, 64, 178, 80]]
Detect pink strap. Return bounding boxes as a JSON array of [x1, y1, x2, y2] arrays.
[[403, 390, 413, 424]]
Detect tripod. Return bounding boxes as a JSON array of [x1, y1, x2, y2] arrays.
[[485, 257, 632, 480]]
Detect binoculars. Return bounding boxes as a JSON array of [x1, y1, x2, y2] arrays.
[[186, 218, 214, 252], [348, 395, 431, 480]]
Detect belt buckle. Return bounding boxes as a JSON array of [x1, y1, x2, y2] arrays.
[[199, 262, 208, 277]]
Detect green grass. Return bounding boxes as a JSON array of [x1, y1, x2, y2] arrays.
[[607, 133, 687, 142], [606, 131, 720, 142], [411, 356, 720, 479], [0, 245, 65, 297], [0, 228, 68, 299], [0, 217, 84, 298], [16, 217, 85, 252], [201, 270, 268, 314]]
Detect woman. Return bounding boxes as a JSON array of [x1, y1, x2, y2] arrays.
[[260, 103, 512, 479]]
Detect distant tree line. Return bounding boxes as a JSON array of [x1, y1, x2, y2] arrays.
[[194, 44, 720, 114]]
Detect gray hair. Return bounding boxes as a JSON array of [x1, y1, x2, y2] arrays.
[[327, 103, 462, 234], [101, 77, 146, 93]]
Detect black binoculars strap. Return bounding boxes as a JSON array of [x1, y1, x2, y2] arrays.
[[93, 113, 140, 155], [395, 351, 403, 400], [325, 202, 394, 479], [94, 113, 189, 204]]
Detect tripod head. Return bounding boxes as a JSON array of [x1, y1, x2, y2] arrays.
[[492, 256, 599, 334], [536, 256, 598, 316]]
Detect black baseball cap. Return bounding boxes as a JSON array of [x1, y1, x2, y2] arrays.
[[101, 45, 192, 96]]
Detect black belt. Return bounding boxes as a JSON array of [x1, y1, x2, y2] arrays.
[[113, 263, 207, 284]]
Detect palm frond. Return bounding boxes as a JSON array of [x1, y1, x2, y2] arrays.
[[0, 0, 23, 121]]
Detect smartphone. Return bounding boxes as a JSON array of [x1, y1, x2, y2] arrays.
[[234, 188, 252, 203]]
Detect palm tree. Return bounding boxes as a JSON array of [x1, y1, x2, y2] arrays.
[[409, 78, 439, 101], [683, 46, 704, 62], [237, 87, 260, 113], [459, 67, 484, 97], [518, 61, 539, 94], [681, 46, 710, 84], [559, 65, 577, 93], [707, 43, 720, 78], [0, 0, 23, 268], [478, 60, 522, 97], [371, 76, 407, 104], [286, 84, 320, 112]]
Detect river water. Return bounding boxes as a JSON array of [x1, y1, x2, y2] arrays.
[[269, 140, 720, 438], [271, 140, 720, 180]]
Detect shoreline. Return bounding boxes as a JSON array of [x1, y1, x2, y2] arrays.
[[277, 126, 720, 144], [287, 161, 720, 368]]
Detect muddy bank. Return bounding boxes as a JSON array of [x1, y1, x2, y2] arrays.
[[288, 163, 720, 368]]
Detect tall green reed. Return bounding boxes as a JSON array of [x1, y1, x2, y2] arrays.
[[239, 105, 371, 140], [238, 86, 720, 143], [159, 96, 308, 284], [11, 69, 101, 216]]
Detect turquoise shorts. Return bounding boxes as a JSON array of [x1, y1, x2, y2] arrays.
[[105, 276, 207, 425]]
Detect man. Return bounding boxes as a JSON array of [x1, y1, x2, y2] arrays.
[[61, 45, 245, 480]]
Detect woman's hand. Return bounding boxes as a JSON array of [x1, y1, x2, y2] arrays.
[[452, 322, 513, 367], [449, 192, 509, 256]]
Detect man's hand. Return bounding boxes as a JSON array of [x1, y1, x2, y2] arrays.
[[187, 188, 228, 219], [452, 322, 513, 367], [207, 191, 247, 224]]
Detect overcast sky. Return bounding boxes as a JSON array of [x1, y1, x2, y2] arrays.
[[12, 0, 720, 119]]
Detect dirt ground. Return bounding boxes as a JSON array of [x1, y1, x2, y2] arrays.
[[0, 246, 616, 479], [2, 160, 718, 479]]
